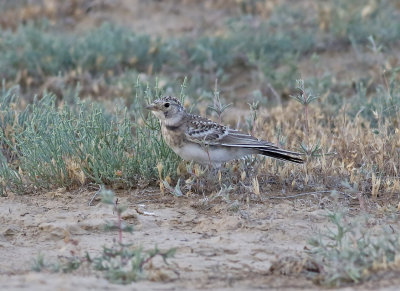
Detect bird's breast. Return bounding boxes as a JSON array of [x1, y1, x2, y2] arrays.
[[161, 124, 184, 149]]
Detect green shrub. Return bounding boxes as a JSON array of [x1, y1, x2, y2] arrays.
[[0, 23, 169, 80], [308, 211, 400, 286], [0, 80, 181, 193], [329, 0, 400, 45]]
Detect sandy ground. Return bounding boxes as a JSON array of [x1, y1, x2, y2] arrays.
[[1, 189, 399, 290]]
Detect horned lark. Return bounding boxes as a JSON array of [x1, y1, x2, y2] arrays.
[[146, 96, 304, 167]]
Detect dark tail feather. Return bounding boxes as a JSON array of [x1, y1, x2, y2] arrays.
[[257, 149, 304, 164]]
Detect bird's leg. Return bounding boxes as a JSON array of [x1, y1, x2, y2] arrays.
[[186, 161, 199, 193], [206, 147, 212, 169], [190, 162, 207, 194], [199, 138, 213, 169]]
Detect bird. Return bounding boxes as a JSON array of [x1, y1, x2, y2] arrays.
[[146, 96, 304, 167]]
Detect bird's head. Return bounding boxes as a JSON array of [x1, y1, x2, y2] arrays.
[[146, 96, 185, 125]]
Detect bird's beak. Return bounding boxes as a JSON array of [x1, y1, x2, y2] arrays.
[[145, 104, 156, 111]]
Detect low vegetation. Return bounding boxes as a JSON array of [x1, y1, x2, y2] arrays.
[[31, 188, 176, 284], [1, 74, 399, 201], [1, 0, 400, 287], [307, 210, 400, 286]]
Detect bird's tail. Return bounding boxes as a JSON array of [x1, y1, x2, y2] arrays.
[[256, 147, 304, 164]]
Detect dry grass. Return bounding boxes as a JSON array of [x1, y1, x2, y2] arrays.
[[255, 100, 400, 197]]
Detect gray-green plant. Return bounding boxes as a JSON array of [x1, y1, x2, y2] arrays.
[[32, 188, 176, 284], [291, 79, 323, 157], [0, 79, 181, 193], [307, 211, 400, 287], [2, 1, 400, 99], [0, 22, 169, 80], [207, 80, 232, 124]]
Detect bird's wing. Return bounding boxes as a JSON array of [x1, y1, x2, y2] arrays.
[[217, 129, 272, 146], [184, 114, 271, 147], [184, 115, 229, 144], [184, 114, 303, 158]]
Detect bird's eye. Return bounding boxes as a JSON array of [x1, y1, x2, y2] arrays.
[[164, 103, 170, 108]]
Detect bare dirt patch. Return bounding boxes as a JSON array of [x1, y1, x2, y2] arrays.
[[1, 190, 399, 290]]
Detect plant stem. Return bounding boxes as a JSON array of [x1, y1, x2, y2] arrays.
[[304, 103, 310, 153], [115, 199, 122, 244], [139, 253, 157, 270]]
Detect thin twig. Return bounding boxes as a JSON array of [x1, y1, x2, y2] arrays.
[[268, 190, 355, 200], [266, 82, 281, 104], [115, 198, 123, 244], [139, 253, 158, 270], [88, 185, 102, 206]]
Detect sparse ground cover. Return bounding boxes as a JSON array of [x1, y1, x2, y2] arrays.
[[0, 0, 400, 289]]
